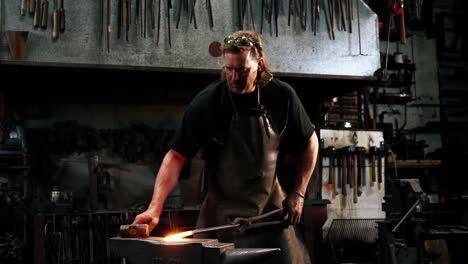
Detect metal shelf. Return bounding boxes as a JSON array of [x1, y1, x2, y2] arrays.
[[370, 93, 414, 105], [387, 159, 441, 169], [0, 150, 26, 156]]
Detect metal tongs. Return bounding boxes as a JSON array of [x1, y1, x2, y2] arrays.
[[174, 207, 287, 238], [232, 207, 287, 232]]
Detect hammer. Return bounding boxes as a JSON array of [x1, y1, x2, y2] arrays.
[[120, 224, 149, 238]]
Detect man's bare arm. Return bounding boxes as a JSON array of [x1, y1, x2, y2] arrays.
[[284, 131, 319, 224], [133, 149, 187, 231]]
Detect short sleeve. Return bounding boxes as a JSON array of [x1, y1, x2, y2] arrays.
[[283, 87, 315, 150], [170, 105, 210, 159]]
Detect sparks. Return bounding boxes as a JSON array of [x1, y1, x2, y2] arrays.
[[163, 230, 194, 241]]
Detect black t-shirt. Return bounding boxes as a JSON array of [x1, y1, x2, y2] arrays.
[[170, 78, 315, 159]]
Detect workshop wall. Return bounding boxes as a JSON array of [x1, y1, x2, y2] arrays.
[[1, 0, 380, 78]]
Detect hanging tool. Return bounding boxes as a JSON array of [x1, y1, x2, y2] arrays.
[[59, 0, 65, 32], [167, 0, 172, 47], [125, 0, 131, 41], [52, 0, 59, 41], [101, 0, 111, 52], [396, 0, 406, 44], [322, 0, 332, 39], [347, 0, 352, 33], [301, 0, 307, 30], [334, 0, 340, 31], [149, 0, 155, 29], [242, 0, 247, 30], [33, 0, 41, 28], [392, 0, 406, 44], [368, 146, 376, 186], [353, 147, 358, 203], [260, 0, 264, 33], [176, 0, 182, 29], [377, 145, 385, 190], [128, 0, 132, 37], [20, 0, 27, 16], [311, 0, 320, 36], [145, 0, 149, 37], [102, 0, 106, 50], [336, 149, 342, 194], [341, 147, 347, 195], [30, 0, 37, 15], [118, 0, 123, 38], [319, 140, 325, 189], [341, 147, 354, 199], [40, 0, 49, 28], [156, 0, 161, 46], [356, 0, 362, 54], [313, 0, 320, 35], [335, 0, 340, 31], [107, 0, 111, 52], [142, 0, 146, 37], [377, 155, 383, 190], [135, 0, 140, 27], [248, 0, 255, 30], [326, 146, 336, 196], [273, 0, 278, 36], [326, 146, 336, 186], [206, 0, 213, 29], [238, 0, 243, 30], [265, 0, 272, 35], [190, 0, 197, 29], [288, 0, 306, 30], [346, 147, 354, 194], [239, 0, 252, 30], [139, 0, 144, 37], [339, 0, 346, 31], [265, 0, 273, 36], [310, 0, 314, 33], [328, 0, 335, 39], [356, 147, 366, 193]]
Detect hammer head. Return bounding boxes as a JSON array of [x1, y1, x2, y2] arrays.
[[119, 224, 149, 238]]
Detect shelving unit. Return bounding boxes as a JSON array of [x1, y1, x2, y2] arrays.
[[371, 62, 416, 105], [0, 148, 30, 263]]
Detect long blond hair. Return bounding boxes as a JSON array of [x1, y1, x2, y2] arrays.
[[220, 31, 273, 88]]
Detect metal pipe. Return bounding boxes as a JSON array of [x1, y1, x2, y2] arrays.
[[392, 198, 421, 233]]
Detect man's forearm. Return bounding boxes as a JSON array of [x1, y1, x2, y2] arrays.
[[294, 132, 319, 196], [148, 149, 187, 216]]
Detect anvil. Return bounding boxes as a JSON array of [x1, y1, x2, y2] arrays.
[[109, 236, 280, 264]]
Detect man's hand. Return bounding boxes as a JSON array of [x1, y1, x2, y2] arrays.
[[133, 208, 160, 232], [282, 191, 305, 225]]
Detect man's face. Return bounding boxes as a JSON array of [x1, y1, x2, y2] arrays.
[[224, 50, 262, 94]]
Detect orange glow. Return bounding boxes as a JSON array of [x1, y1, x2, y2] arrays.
[[164, 230, 194, 241]]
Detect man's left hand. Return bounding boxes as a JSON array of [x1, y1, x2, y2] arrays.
[[282, 192, 305, 225]]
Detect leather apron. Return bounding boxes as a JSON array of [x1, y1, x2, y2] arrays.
[[196, 86, 311, 264]]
